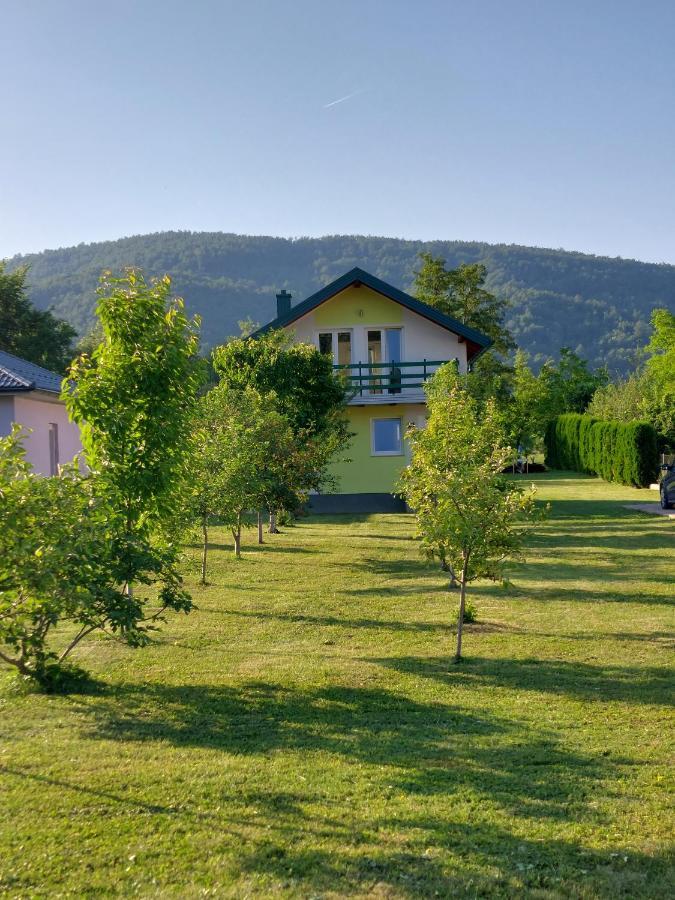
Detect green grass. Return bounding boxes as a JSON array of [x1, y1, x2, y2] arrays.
[[1, 473, 673, 898]]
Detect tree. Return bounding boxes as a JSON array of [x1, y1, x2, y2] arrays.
[[65, 270, 203, 609], [213, 330, 351, 526], [0, 262, 76, 372], [413, 253, 515, 356], [506, 350, 551, 455], [0, 428, 190, 685], [539, 348, 608, 416], [399, 364, 543, 662], [644, 308, 675, 445], [587, 308, 675, 448], [192, 385, 301, 573]]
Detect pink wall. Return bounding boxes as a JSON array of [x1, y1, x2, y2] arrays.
[[11, 392, 83, 474]]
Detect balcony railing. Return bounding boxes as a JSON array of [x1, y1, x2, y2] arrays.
[[334, 359, 456, 399]]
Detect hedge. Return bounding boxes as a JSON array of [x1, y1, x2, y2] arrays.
[[544, 413, 658, 487]]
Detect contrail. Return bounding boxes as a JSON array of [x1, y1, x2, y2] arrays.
[[323, 89, 364, 109]]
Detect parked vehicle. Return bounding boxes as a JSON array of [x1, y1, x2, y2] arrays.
[[659, 462, 675, 509]]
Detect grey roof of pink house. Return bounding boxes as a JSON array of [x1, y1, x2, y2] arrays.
[[0, 350, 63, 394]]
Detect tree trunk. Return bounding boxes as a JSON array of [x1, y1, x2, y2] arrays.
[[257, 510, 264, 544], [439, 549, 459, 588], [201, 518, 208, 584], [268, 509, 279, 534], [233, 512, 242, 558], [455, 554, 470, 663]]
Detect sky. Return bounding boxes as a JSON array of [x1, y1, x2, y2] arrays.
[[1, 0, 674, 263]]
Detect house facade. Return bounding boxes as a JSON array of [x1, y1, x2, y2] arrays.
[[255, 268, 492, 512], [0, 350, 82, 475]]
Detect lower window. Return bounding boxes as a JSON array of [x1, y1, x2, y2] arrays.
[[371, 417, 402, 455]]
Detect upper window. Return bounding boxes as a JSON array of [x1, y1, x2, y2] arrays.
[[372, 417, 402, 455], [318, 331, 352, 366]]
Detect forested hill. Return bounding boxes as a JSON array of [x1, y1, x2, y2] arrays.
[[7, 232, 675, 373]]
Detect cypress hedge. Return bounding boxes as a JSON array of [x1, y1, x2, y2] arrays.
[[544, 414, 658, 487]]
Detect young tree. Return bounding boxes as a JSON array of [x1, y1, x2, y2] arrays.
[[65, 270, 203, 603], [399, 365, 543, 662], [0, 428, 190, 684], [0, 262, 76, 372], [193, 385, 300, 565], [413, 253, 515, 356], [506, 350, 551, 456], [213, 330, 351, 527]]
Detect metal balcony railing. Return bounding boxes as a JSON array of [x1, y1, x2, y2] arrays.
[[333, 359, 455, 397]]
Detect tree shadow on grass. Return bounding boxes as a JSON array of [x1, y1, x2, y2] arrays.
[[367, 655, 674, 707], [72, 680, 626, 823], [63, 676, 670, 896], [237, 816, 671, 898], [218, 608, 455, 634]]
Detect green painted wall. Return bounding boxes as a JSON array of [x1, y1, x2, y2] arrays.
[[314, 285, 403, 327], [329, 404, 423, 494]]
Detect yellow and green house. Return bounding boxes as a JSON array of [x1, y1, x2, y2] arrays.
[[254, 267, 492, 512]]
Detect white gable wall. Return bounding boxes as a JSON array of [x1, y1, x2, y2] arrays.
[[10, 392, 82, 474], [286, 307, 469, 372]]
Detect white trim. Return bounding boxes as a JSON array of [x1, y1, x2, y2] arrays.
[[370, 416, 404, 456], [315, 328, 354, 366]]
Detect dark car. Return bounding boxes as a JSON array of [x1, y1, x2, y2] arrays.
[[659, 463, 675, 509]]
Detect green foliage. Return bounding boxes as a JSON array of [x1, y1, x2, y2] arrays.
[[457, 600, 478, 624], [544, 413, 659, 486], [0, 428, 190, 684], [505, 349, 550, 454], [413, 252, 515, 356], [539, 347, 608, 415], [66, 270, 204, 533], [0, 262, 76, 372], [587, 309, 674, 448], [8, 231, 670, 374], [399, 364, 543, 660], [213, 330, 348, 436], [193, 385, 301, 563], [213, 330, 351, 498]]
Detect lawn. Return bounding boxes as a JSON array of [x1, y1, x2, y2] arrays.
[[1, 473, 673, 898]]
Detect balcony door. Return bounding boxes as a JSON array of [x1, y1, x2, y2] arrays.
[[367, 328, 402, 395], [318, 331, 352, 367]]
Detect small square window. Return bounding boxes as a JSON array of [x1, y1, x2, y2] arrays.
[[372, 418, 402, 455]]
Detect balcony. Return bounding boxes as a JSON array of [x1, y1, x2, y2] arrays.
[[334, 359, 456, 405]]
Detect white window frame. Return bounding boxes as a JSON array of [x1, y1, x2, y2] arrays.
[[370, 416, 404, 456], [315, 329, 354, 366]]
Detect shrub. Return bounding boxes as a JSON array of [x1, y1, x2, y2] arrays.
[[544, 414, 659, 487]]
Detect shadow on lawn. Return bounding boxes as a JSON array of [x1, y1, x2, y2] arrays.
[[74, 679, 627, 823], [367, 655, 673, 707], [237, 816, 670, 898], [67, 678, 670, 896], [220, 608, 455, 633]]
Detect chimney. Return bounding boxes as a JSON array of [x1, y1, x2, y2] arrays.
[[276, 289, 292, 318]]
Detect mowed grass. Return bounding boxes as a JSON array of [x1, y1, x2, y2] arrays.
[[1, 474, 674, 898]]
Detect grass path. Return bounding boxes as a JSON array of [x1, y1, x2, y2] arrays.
[[1, 473, 673, 897]]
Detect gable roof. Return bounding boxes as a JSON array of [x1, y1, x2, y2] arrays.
[[0, 350, 63, 394], [253, 267, 493, 361]]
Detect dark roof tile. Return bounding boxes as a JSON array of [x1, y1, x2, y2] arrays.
[[0, 350, 63, 394]]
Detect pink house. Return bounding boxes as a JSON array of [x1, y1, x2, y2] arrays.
[[0, 350, 82, 474]]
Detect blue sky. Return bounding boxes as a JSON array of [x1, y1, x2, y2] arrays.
[[1, 0, 674, 262]]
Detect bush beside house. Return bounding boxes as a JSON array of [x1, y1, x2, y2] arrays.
[[545, 413, 658, 487]]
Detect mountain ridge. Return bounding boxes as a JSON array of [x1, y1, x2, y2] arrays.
[[7, 231, 675, 374]]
